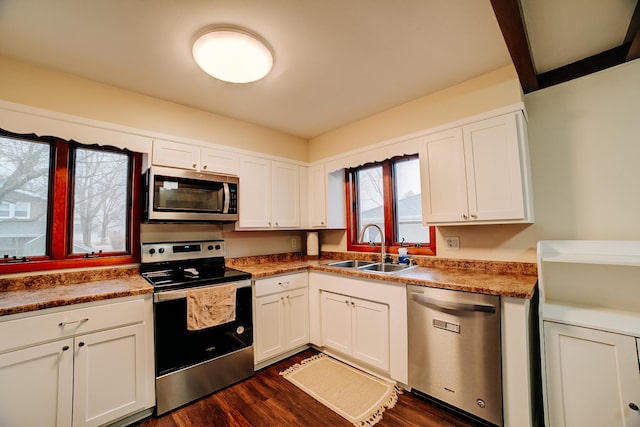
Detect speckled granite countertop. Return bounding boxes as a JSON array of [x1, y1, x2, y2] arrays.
[[0, 252, 537, 317], [0, 265, 153, 317], [228, 252, 537, 299]]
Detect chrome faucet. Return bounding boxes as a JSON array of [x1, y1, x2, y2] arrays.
[[358, 223, 385, 264]]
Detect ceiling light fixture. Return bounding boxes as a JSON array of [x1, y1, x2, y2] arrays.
[[192, 27, 273, 84]]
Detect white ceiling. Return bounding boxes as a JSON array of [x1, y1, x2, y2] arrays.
[[0, 1, 635, 139]]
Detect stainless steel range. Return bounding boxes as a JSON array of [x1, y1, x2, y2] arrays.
[[140, 240, 253, 416]]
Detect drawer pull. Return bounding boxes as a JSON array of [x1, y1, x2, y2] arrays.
[[58, 318, 89, 327], [62, 345, 69, 351]]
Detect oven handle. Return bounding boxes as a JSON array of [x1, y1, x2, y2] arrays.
[[154, 280, 250, 303]]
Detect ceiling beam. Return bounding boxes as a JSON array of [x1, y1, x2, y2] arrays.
[[489, 0, 538, 93], [537, 44, 630, 90], [625, 0, 640, 61]]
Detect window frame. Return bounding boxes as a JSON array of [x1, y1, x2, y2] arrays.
[[345, 154, 436, 256], [0, 130, 141, 274]]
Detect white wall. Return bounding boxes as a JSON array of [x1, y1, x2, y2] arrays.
[[525, 59, 640, 241], [318, 59, 640, 262]]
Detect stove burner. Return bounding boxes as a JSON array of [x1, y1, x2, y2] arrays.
[[140, 240, 251, 291]]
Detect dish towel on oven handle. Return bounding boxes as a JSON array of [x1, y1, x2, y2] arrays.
[[186, 282, 237, 330]]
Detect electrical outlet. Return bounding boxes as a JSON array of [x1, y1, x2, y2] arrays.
[[291, 238, 297, 249], [445, 237, 460, 250]]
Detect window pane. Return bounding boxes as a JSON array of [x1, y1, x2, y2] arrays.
[[357, 165, 384, 243], [0, 137, 50, 257], [394, 158, 429, 243], [72, 148, 129, 253]]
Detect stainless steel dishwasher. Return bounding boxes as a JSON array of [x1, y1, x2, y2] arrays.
[[407, 284, 503, 426]]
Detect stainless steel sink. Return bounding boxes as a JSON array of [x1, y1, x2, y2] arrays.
[[357, 263, 416, 274], [328, 260, 376, 268]]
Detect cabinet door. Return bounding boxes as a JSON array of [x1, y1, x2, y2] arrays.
[[463, 113, 525, 221], [271, 161, 301, 228], [254, 293, 286, 363], [73, 324, 147, 427], [543, 322, 640, 427], [238, 156, 272, 228], [321, 291, 352, 355], [419, 128, 469, 223], [351, 297, 389, 371], [0, 339, 73, 427], [308, 164, 327, 227], [152, 139, 200, 170], [285, 288, 309, 350], [201, 147, 239, 175]]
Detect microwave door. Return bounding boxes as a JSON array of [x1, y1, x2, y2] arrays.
[[144, 167, 238, 222]]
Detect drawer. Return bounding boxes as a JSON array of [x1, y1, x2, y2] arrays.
[[0, 296, 148, 354], [254, 272, 308, 297]]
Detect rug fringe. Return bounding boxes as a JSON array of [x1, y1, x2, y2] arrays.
[[279, 353, 326, 378], [353, 384, 399, 427]]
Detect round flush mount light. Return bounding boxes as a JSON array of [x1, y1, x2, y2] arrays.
[[192, 27, 273, 83]]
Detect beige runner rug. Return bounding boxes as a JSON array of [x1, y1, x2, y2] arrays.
[[279, 353, 399, 426]]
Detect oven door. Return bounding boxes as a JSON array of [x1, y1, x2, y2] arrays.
[[153, 280, 252, 376]]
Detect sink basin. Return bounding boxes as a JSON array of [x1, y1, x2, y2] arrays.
[[328, 260, 376, 268], [357, 263, 416, 274]]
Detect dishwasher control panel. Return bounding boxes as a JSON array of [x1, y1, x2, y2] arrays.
[[433, 318, 460, 333]]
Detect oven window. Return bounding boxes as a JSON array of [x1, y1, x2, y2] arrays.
[[153, 175, 224, 213], [154, 286, 253, 376]]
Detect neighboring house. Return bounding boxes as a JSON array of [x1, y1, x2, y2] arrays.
[[0, 189, 47, 257], [360, 193, 428, 243]]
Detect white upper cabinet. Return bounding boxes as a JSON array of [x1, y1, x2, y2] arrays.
[[307, 164, 328, 228], [420, 111, 533, 225], [152, 139, 239, 175], [237, 155, 272, 228], [305, 164, 346, 229], [237, 155, 302, 229], [271, 161, 301, 228]]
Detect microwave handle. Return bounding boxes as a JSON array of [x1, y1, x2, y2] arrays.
[[223, 182, 230, 214]]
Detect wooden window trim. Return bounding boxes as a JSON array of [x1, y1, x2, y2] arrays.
[[0, 131, 141, 274], [345, 155, 436, 257]]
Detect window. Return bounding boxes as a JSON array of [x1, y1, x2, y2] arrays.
[[0, 130, 141, 273], [346, 155, 435, 256]]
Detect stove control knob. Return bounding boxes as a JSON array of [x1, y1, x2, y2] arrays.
[[208, 245, 214, 251], [159, 248, 165, 254], [148, 248, 156, 255]]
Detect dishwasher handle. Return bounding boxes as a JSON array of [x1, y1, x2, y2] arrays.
[[409, 292, 496, 313]]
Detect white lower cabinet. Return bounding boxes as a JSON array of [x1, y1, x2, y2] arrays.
[[321, 290, 389, 372], [0, 296, 154, 427], [0, 338, 74, 427], [254, 273, 309, 365], [73, 323, 148, 426], [543, 321, 640, 427]]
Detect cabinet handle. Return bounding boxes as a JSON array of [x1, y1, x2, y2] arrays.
[[192, 163, 197, 169], [274, 222, 279, 227], [345, 300, 349, 305], [461, 213, 468, 220], [202, 164, 207, 170], [321, 221, 325, 225], [78, 342, 85, 348], [351, 302, 355, 307], [278, 281, 290, 288], [470, 213, 478, 219], [630, 403, 639, 411], [62, 345, 69, 351], [59, 318, 89, 327]]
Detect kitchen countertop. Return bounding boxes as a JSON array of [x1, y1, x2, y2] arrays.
[[1, 253, 537, 317], [0, 265, 153, 317], [230, 254, 537, 299]]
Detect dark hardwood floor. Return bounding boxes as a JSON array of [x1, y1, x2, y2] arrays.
[[135, 349, 481, 427]]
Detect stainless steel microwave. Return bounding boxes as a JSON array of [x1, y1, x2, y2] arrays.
[[142, 166, 238, 223]]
